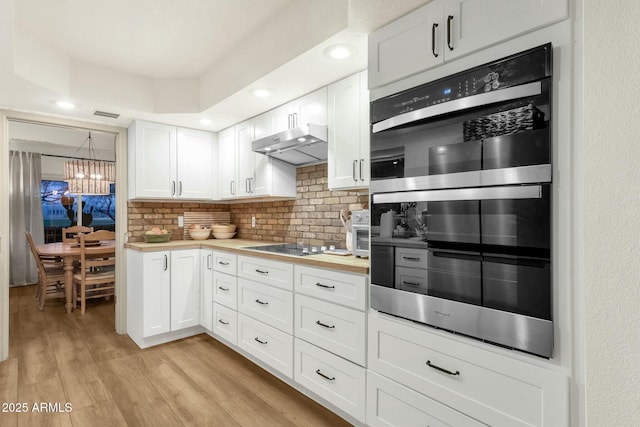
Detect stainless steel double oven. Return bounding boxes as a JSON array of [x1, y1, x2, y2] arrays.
[[370, 44, 554, 358]]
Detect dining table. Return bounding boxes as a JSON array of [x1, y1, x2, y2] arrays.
[[37, 240, 116, 313]]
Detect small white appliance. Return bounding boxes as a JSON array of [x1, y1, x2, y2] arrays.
[[351, 210, 370, 258]]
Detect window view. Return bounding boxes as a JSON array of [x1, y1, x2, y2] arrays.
[[41, 180, 116, 242]]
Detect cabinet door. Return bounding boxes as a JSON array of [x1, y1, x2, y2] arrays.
[[200, 250, 213, 331], [295, 87, 328, 127], [235, 120, 256, 198], [357, 71, 370, 185], [170, 249, 200, 331], [176, 128, 215, 199], [132, 121, 177, 198], [444, 0, 568, 61], [368, 1, 444, 88], [270, 103, 294, 133], [217, 127, 237, 199], [142, 251, 171, 337], [328, 73, 365, 190]]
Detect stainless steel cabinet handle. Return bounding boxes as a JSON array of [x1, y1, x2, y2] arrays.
[[207, 254, 212, 270], [254, 337, 268, 345], [171, 181, 176, 196], [315, 369, 335, 381], [246, 178, 249, 194], [426, 360, 460, 376], [447, 15, 454, 51], [353, 160, 357, 181], [360, 159, 364, 181], [403, 281, 421, 287], [218, 286, 230, 291], [218, 319, 229, 325], [255, 299, 269, 305], [218, 261, 229, 266], [163, 254, 168, 271], [432, 23, 439, 57], [315, 320, 335, 329], [402, 256, 421, 261], [179, 181, 183, 196], [255, 269, 269, 275], [315, 282, 335, 289]]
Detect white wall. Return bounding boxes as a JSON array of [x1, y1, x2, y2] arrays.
[[584, 0, 640, 425]]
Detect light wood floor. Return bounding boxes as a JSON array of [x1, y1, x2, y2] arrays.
[[0, 285, 353, 427]]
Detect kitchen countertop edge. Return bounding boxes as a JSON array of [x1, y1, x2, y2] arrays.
[[125, 239, 369, 275]]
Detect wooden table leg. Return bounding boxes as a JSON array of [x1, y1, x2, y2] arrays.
[[63, 256, 74, 313]]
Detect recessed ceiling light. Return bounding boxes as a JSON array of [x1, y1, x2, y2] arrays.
[[323, 44, 356, 60], [56, 100, 75, 110], [200, 118, 212, 126], [252, 88, 272, 98]]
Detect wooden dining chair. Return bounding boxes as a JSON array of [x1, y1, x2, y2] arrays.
[[61, 225, 94, 243], [25, 231, 66, 310], [72, 231, 116, 314]]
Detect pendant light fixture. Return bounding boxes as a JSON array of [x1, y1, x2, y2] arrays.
[[63, 131, 115, 195]]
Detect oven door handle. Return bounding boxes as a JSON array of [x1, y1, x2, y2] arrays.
[[373, 185, 542, 204], [372, 81, 542, 133], [483, 254, 549, 268]]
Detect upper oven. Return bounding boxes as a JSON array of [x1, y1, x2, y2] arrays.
[[369, 44, 554, 358]]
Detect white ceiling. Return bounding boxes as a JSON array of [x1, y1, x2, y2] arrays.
[[0, 0, 430, 132]]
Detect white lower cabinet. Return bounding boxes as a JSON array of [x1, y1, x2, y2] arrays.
[[367, 371, 485, 427], [213, 271, 238, 310], [368, 314, 570, 427], [238, 278, 293, 334], [213, 302, 237, 345], [238, 313, 293, 378], [294, 294, 366, 366], [295, 339, 366, 423]]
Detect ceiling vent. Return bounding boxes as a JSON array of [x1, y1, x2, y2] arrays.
[[93, 110, 120, 119]]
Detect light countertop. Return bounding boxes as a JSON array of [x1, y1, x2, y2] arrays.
[[125, 238, 369, 275]]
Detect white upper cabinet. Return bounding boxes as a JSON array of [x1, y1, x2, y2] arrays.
[[328, 71, 370, 190], [217, 126, 237, 199], [218, 120, 296, 200], [368, 0, 568, 89], [128, 120, 216, 200], [269, 87, 328, 134]]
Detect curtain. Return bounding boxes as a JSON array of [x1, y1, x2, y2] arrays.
[[9, 151, 44, 287]]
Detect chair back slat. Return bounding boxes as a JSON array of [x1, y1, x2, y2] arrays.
[[62, 226, 94, 243]]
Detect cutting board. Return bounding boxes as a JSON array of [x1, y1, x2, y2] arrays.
[[183, 211, 231, 240]]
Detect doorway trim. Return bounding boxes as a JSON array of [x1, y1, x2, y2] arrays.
[[0, 110, 128, 361]]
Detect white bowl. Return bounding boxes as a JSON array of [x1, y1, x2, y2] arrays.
[[212, 223, 236, 233], [188, 228, 211, 240], [212, 231, 236, 239]]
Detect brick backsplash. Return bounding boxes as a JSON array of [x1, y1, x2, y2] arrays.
[[127, 163, 368, 248]]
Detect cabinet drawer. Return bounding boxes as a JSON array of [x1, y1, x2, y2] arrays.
[[368, 314, 569, 427], [238, 256, 293, 291], [213, 272, 237, 310], [212, 303, 237, 346], [238, 313, 293, 379], [295, 294, 366, 366], [295, 265, 367, 311], [367, 371, 485, 427], [294, 339, 365, 423], [395, 247, 428, 268], [212, 251, 237, 275], [395, 266, 428, 294], [238, 278, 293, 334]]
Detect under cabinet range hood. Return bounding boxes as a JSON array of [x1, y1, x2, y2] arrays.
[[252, 123, 328, 166]]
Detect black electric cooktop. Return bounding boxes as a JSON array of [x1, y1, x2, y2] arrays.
[[243, 243, 322, 257]]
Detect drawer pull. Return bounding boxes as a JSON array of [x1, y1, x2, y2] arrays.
[[426, 360, 460, 377], [255, 269, 269, 275], [402, 256, 421, 261], [315, 369, 335, 382], [315, 282, 336, 289], [218, 261, 230, 266], [315, 320, 336, 329], [255, 299, 269, 305], [217, 319, 229, 325], [254, 337, 268, 345], [218, 286, 230, 291], [403, 281, 421, 287]]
